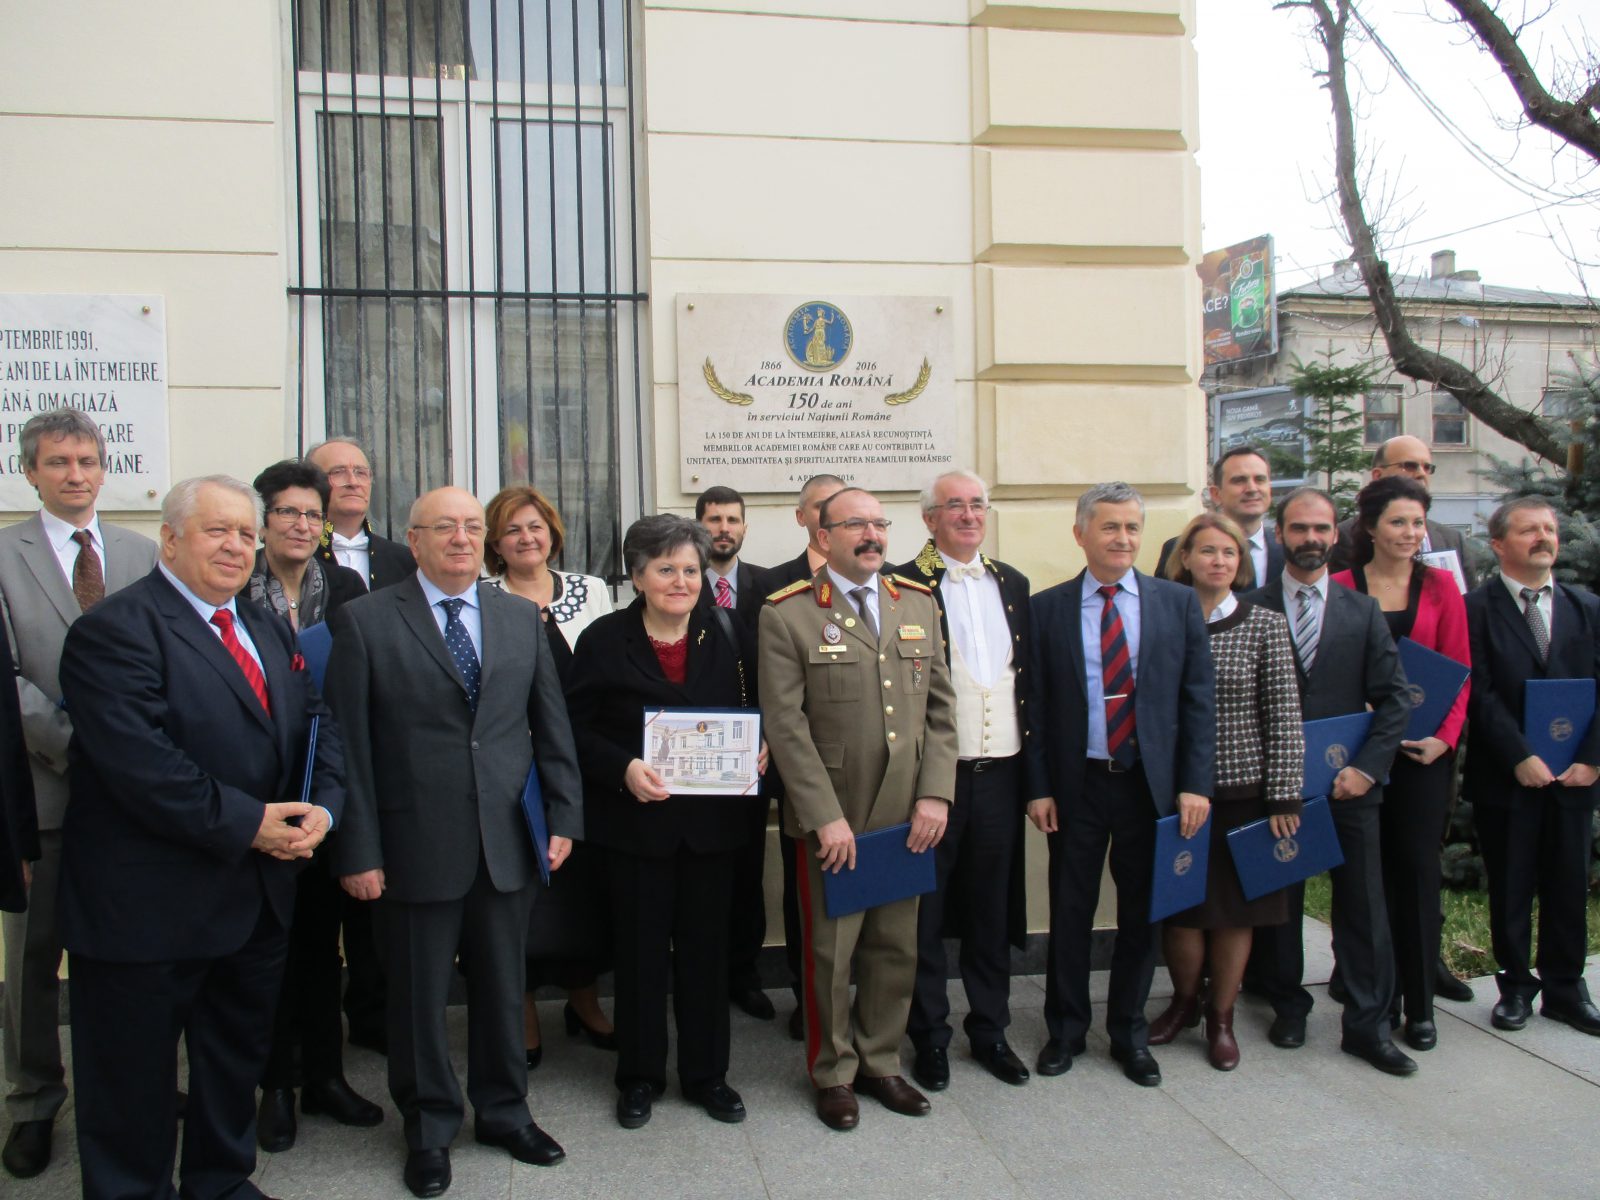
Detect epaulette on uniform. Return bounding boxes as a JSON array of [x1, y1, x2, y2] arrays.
[[767, 578, 812, 604], [891, 574, 933, 595]]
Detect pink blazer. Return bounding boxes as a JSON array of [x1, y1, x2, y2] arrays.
[[1331, 566, 1471, 748]]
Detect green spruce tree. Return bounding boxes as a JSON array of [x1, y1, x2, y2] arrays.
[[1289, 352, 1376, 520]]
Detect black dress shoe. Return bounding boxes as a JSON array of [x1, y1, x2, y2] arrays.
[[475, 1121, 565, 1166], [1341, 1037, 1418, 1076], [911, 1045, 950, 1092], [1109, 1045, 1161, 1087], [2, 1118, 52, 1179], [1035, 1038, 1082, 1077], [616, 1082, 654, 1129], [973, 1041, 1030, 1087], [525, 1045, 542, 1070], [256, 1088, 297, 1153], [1492, 994, 1532, 1031], [729, 986, 776, 1021], [1541, 997, 1600, 1036], [403, 1148, 451, 1198], [1435, 959, 1474, 1003], [563, 1002, 619, 1050], [1403, 1020, 1437, 1051], [788, 1006, 805, 1041], [302, 1076, 384, 1126], [1268, 1014, 1306, 1048], [685, 1080, 747, 1123]]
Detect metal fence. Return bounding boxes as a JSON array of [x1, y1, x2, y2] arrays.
[[286, 0, 644, 579]]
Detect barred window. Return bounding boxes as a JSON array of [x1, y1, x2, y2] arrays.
[[288, 0, 643, 579]]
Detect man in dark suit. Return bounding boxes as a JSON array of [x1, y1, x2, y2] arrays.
[[1246, 486, 1416, 1075], [759, 473, 847, 1039], [327, 487, 584, 1198], [308, 437, 417, 592], [57, 475, 343, 1200], [1155, 445, 1283, 584], [896, 470, 1033, 1092], [1464, 497, 1600, 1037], [1328, 436, 1477, 589], [1026, 481, 1215, 1088], [694, 485, 779, 1022], [305, 435, 411, 1052], [0, 410, 158, 1180], [0, 634, 37, 916]]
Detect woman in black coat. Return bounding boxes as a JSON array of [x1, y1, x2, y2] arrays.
[[565, 514, 765, 1131], [247, 458, 379, 1150]]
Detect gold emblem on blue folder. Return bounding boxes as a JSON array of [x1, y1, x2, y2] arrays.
[[1173, 850, 1194, 877], [1550, 717, 1575, 742], [1323, 743, 1349, 770], [1406, 683, 1426, 709], [1273, 837, 1300, 864]]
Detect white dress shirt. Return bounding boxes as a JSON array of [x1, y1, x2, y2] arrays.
[[827, 566, 880, 635], [938, 552, 1010, 687], [39, 507, 103, 585], [1246, 526, 1268, 588], [1206, 590, 1240, 624], [329, 528, 371, 581], [1280, 569, 1330, 646], [160, 562, 263, 673], [1500, 570, 1554, 639], [706, 565, 738, 606], [418, 572, 484, 660]]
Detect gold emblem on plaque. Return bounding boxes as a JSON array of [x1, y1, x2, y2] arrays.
[[702, 358, 753, 406], [884, 357, 931, 406]]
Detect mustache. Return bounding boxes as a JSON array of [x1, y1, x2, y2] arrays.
[[1531, 540, 1557, 555], [1288, 541, 1329, 568], [855, 541, 884, 557]]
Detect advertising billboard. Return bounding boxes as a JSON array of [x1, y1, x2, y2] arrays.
[[1213, 385, 1308, 487], [1200, 235, 1277, 367]]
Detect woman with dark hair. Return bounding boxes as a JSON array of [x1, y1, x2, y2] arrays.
[[247, 459, 380, 1151], [482, 485, 617, 1066], [1333, 474, 1470, 1052], [564, 515, 766, 1129], [1150, 512, 1304, 1070]]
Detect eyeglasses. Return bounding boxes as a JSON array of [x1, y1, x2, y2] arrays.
[[936, 501, 989, 516], [325, 466, 372, 482], [267, 506, 325, 525], [412, 520, 487, 538], [1386, 460, 1437, 476], [824, 518, 893, 533]]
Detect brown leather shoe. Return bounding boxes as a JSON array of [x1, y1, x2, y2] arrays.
[[1205, 1006, 1240, 1071], [1147, 993, 1200, 1046], [853, 1074, 931, 1116], [815, 1085, 859, 1131]]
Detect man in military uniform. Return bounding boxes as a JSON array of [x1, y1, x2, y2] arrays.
[[759, 486, 958, 1132]]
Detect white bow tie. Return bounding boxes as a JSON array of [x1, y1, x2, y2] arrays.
[[947, 562, 985, 581], [331, 531, 369, 550]]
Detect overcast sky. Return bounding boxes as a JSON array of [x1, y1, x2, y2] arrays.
[[1196, 1, 1598, 298]]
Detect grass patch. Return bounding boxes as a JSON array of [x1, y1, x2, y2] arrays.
[[1301, 874, 1600, 980]]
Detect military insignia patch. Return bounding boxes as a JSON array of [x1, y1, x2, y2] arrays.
[[823, 622, 842, 645]]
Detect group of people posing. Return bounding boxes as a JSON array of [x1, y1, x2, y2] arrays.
[[0, 412, 1595, 1200]]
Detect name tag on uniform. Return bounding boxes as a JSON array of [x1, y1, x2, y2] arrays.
[[816, 644, 849, 654], [897, 624, 926, 641]]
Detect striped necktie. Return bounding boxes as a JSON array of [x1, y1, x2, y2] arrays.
[[1293, 587, 1321, 671], [714, 576, 734, 609], [1099, 585, 1137, 768], [209, 609, 271, 716]]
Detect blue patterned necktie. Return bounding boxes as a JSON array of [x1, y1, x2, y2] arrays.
[[439, 597, 481, 711]]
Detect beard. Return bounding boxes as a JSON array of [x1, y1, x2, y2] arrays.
[[1286, 541, 1330, 570], [708, 535, 742, 568]]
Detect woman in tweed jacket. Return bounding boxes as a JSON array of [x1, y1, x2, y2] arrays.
[[1149, 513, 1305, 1070]]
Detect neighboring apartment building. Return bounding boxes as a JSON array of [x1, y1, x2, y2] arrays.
[[1205, 250, 1599, 532]]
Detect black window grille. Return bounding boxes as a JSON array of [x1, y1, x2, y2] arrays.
[[287, 0, 645, 580]]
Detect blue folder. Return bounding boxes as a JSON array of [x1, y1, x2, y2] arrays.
[[1524, 678, 1597, 775], [1301, 712, 1373, 799], [518, 761, 552, 886], [1149, 812, 1210, 923], [820, 822, 937, 919], [1225, 796, 1345, 901], [1397, 637, 1470, 742], [298, 621, 333, 690]]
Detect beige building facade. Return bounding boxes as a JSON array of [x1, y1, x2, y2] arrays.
[[3, 0, 1207, 937]]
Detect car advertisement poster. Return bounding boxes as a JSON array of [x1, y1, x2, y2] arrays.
[[1214, 385, 1308, 487], [1200, 235, 1277, 367]]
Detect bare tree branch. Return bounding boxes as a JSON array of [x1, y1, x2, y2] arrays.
[[1304, 0, 1565, 462], [1441, 0, 1600, 162]]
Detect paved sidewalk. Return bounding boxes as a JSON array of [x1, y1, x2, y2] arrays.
[[4, 925, 1597, 1199]]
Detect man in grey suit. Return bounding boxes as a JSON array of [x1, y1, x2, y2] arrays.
[[1246, 486, 1416, 1076], [0, 410, 157, 1180], [1328, 435, 1477, 589], [326, 487, 583, 1199]]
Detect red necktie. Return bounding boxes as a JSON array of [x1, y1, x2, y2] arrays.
[[1099, 585, 1137, 767], [71, 530, 105, 610], [714, 576, 734, 609], [210, 609, 271, 716]]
